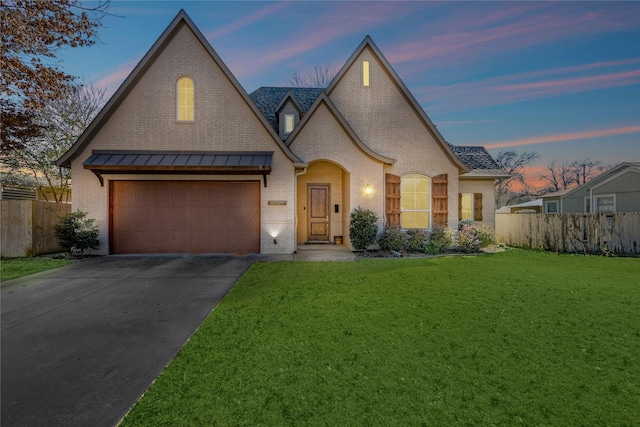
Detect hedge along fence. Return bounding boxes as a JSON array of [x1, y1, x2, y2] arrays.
[[1, 200, 71, 258], [495, 212, 640, 254]]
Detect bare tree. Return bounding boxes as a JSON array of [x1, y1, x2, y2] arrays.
[[539, 160, 576, 192], [1, 83, 105, 202], [494, 150, 539, 208], [285, 63, 338, 88], [539, 159, 608, 193]]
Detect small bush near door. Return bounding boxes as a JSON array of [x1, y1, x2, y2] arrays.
[[54, 210, 99, 256], [349, 207, 378, 251]]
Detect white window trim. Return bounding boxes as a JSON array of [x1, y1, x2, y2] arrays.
[[584, 197, 591, 214], [594, 194, 616, 213], [544, 200, 559, 214], [284, 114, 294, 134]]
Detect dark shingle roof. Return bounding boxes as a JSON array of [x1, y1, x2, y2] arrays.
[[449, 145, 499, 170], [249, 87, 324, 132]]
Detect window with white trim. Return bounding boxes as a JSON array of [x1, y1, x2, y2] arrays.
[[363, 60, 370, 87], [284, 114, 294, 134], [545, 200, 559, 213], [594, 195, 615, 213], [401, 174, 431, 228], [177, 77, 194, 122], [584, 197, 591, 214]]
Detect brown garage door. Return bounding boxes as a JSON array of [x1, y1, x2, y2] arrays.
[[111, 181, 260, 254]]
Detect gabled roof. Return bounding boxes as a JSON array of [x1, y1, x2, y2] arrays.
[[249, 87, 324, 133], [541, 162, 640, 199], [57, 10, 304, 168], [450, 145, 510, 179], [287, 92, 395, 165], [325, 35, 470, 173]]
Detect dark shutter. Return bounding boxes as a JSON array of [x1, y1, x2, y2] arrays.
[[432, 174, 448, 227], [385, 173, 401, 227], [458, 193, 463, 221], [474, 192, 483, 221]]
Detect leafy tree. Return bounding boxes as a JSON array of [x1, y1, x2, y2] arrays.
[[285, 63, 338, 88], [494, 150, 539, 208], [1, 83, 105, 202], [1, 0, 109, 152]]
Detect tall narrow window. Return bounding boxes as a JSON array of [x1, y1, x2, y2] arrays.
[[362, 60, 370, 87], [401, 174, 431, 229], [284, 114, 294, 134], [177, 77, 194, 122], [460, 193, 473, 220]]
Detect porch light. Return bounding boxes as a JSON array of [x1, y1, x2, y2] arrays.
[[364, 184, 372, 196]]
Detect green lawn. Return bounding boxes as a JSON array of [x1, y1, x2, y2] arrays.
[[122, 250, 639, 426], [0, 258, 71, 282]]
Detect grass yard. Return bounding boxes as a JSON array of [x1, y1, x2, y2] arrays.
[[0, 258, 71, 282], [122, 250, 639, 426]]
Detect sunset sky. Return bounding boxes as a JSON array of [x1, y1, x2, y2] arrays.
[[61, 1, 640, 187]]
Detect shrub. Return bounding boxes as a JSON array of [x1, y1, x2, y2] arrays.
[[456, 223, 495, 253], [424, 226, 454, 254], [349, 207, 378, 251], [405, 228, 428, 253], [378, 227, 406, 252], [54, 210, 99, 256]]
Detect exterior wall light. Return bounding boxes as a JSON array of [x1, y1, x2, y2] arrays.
[[364, 184, 372, 196]]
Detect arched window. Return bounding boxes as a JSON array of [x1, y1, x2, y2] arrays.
[[401, 174, 431, 229], [176, 77, 194, 122]]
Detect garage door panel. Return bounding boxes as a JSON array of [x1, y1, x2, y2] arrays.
[[111, 181, 260, 254]]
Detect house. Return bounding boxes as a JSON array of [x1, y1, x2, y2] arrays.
[[57, 10, 508, 255], [495, 198, 542, 214], [540, 162, 640, 214]]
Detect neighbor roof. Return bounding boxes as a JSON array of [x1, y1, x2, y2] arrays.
[[249, 87, 324, 132]]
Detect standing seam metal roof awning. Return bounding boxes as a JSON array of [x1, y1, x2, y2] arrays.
[[83, 150, 273, 186]]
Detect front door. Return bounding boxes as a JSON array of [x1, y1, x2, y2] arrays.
[[308, 184, 330, 241]]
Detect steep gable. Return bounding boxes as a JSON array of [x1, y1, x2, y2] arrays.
[[58, 10, 303, 168], [288, 93, 394, 166], [326, 36, 468, 173]]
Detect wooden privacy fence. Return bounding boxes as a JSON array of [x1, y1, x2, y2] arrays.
[[1, 200, 71, 258], [495, 212, 640, 254]]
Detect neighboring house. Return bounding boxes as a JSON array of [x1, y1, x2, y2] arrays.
[[495, 199, 542, 214], [540, 162, 640, 214], [57, 10, 508, 255]]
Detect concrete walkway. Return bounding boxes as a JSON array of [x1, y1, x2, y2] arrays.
[[260, 244, 356, 262]]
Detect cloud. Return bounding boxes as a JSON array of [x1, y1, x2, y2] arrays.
[[203, 3, 287, 41], [416, 58, 640, 112], [93, 58, 140, 99], [436, 120, 495, 127], [387, 3, 640, 77], [484, 125, 640, 150], [225, 2, 416, 80]]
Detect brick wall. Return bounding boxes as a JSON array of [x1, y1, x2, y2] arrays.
[[71, 25, 296, 255]]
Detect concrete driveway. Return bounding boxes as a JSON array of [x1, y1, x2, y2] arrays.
[[1, 255, 255, 427]]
